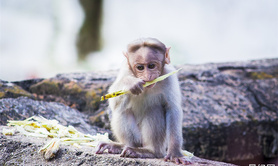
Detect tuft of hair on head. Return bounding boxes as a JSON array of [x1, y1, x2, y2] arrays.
[[127, 38, 166, 55]]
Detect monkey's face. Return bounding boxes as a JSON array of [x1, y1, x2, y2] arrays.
[[128, 47, 164, 83]]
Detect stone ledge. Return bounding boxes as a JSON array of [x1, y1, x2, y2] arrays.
[[1, 58, 278, 164], [0, 126, 235, 166]]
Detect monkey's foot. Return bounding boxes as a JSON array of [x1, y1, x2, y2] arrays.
[[95, 142, 123, 154], [164, 155, 192, 165], [120, 147, 157, 158]]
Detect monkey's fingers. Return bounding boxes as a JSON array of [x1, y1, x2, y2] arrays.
[[177, 157, 192, 165], [95, 142, 108, 154], [121, 147, 141, 158], [130, 80, 145, 95], [164, 154, 171, 161], [120, 148, 127, 157], [164, 155, 192, 165]]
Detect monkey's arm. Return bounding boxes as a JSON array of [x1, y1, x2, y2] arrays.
[[164, 91, 191, 164], [162, 67, 191, 164], [165, 91, 184, 157]]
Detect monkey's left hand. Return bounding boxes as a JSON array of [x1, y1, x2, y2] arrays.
[[129, 79, 145, 95], [164, 153, 192, 165]]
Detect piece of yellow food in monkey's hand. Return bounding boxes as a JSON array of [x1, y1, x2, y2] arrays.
[[100, 68, 182, 101]]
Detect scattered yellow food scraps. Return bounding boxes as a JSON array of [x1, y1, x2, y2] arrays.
[[2, 128, 15, 135], [101, 68, 182, 101], [4, 115, 194, 158], [7, 116, 110, 144], [39, 138, 60, 160]]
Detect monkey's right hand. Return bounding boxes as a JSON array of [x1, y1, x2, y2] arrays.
[[129, 79, 145, 95]]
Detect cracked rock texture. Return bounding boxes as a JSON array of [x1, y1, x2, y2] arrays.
[[0, 58, 278, 165]]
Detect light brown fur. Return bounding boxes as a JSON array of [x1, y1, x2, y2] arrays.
[[96, 38, 191, 165]]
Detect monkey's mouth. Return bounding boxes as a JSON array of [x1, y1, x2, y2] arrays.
[[145, 83, 156, 89]]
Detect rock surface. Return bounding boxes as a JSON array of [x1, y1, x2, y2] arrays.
[[0, 58, 278, 165], [177, 59, 278, 163], [0, 97, 107, 135], [0, 126, 235, 166]]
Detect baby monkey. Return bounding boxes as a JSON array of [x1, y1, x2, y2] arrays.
[[96, 38, 191, 165]]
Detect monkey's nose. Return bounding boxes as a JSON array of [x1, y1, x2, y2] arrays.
[[143, 75, 155, 82], [144, 76, 155, 82]]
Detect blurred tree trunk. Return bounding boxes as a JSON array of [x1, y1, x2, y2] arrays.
[[77, 0, 103, 61]]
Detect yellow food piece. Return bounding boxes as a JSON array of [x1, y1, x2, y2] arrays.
[[7, 116, 111, 157], [101, 68, 182, 101], [6, 116, 194, 159], [181, 150, 194, 158], [2, 128, 15, 135], [39, 138, 60, 160]]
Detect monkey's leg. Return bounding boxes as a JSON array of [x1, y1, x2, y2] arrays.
[[95, 142, 123, 154], [121, 106, 167, 158], [111, 109, 142, 147]]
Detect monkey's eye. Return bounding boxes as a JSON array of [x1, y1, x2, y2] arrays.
[[148, 64, 155, 69], [137, 65, 144, 71]]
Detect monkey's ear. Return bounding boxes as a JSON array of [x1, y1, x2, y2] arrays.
[[123, 51, 128, 59], [165, 47, 171, 64]]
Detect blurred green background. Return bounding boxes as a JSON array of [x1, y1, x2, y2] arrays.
[[0, 0, 277, 81]]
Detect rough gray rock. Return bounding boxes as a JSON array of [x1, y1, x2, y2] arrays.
[[0, 97, 107, 135], [0, 58, 278, 165], [0, 126, 236, 166], [177, 59, 278, 163]]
